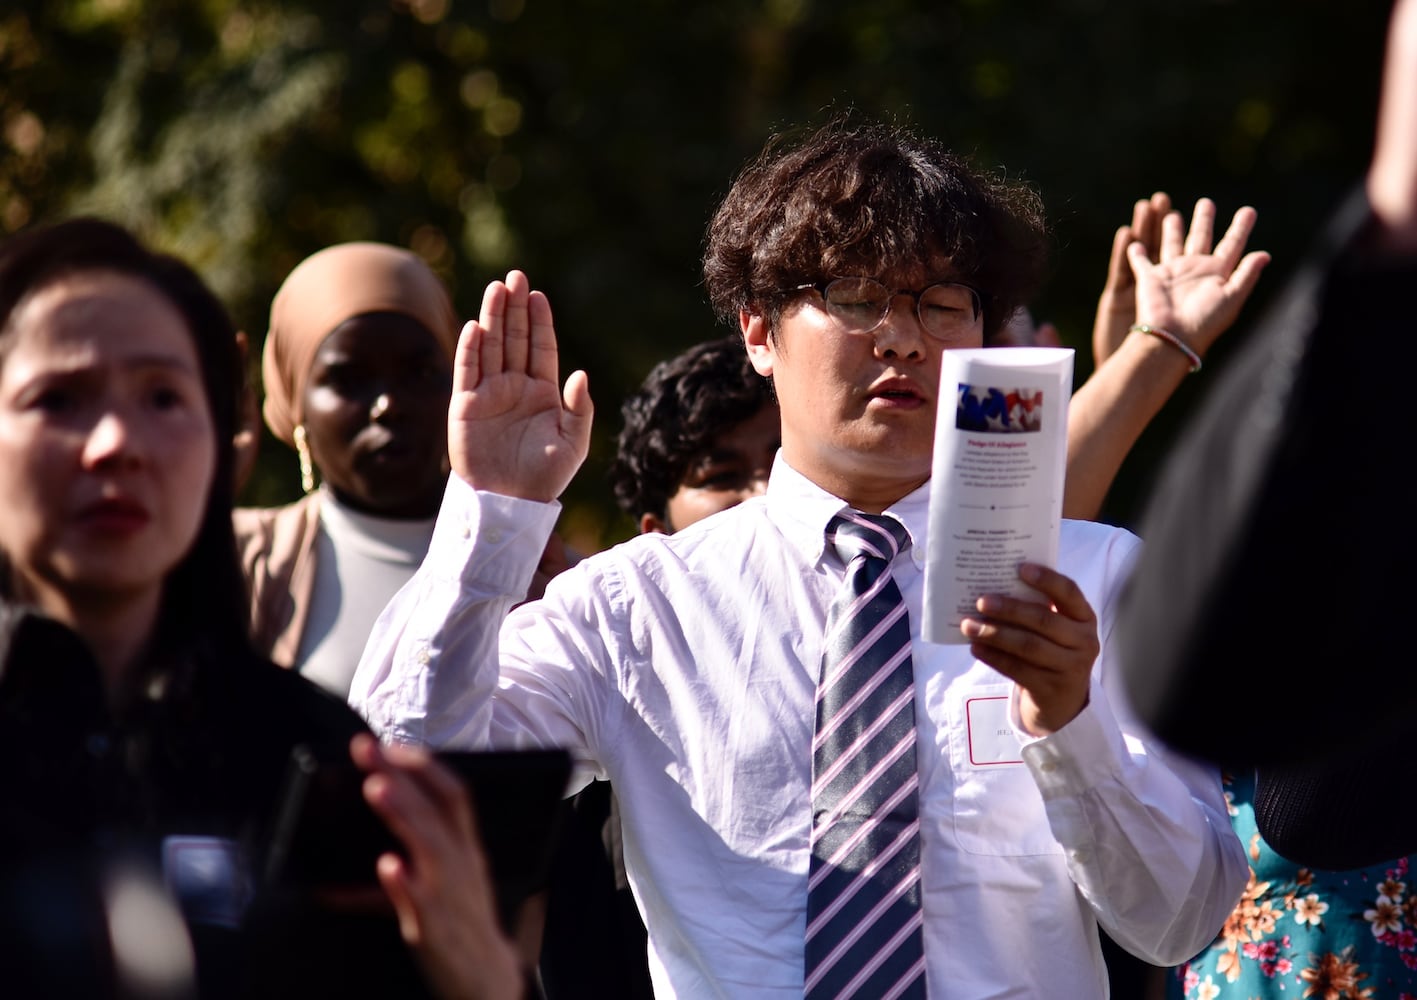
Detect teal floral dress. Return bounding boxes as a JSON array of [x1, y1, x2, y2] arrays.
[[1169, 771, 1417, 1000]]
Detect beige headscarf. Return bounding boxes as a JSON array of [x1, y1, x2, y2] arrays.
[[261, 242, 460, 447]]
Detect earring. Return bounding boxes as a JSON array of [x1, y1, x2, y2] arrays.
[[293, 424, 316, 495]]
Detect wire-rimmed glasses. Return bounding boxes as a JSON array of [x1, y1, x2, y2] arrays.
[[791, 277, 982, 340]]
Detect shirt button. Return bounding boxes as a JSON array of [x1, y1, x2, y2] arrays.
[[461, 524, 471, 540], [1039, 761, 1058, 774], [484, 527, 505, 544], [416, 647, 431, 665]]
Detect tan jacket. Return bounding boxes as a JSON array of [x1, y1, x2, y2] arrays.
[[233, 492, 322, 668]]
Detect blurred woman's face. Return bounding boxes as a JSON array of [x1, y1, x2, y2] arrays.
[[300, 313, 452, 518], [0, 271, 215, 616]]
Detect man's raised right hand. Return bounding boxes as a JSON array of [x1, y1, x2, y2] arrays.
[[448, 270, 593, 502]]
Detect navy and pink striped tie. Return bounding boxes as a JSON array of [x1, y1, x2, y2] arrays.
[[805, 511, 926, 999]]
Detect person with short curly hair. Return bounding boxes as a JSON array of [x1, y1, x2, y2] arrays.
[[608, 336, 777, 534], [702, 117, 1049, 345], [356, 116, 1260, 997]]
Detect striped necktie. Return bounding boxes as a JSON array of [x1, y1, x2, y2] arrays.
[[805, 510, 926, 1000]]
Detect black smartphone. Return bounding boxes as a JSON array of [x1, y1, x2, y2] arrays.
[[263, 742, 571, 932]]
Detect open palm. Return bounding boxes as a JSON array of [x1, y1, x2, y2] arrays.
[[448, 270, 592, 503], [1129, 199, 1270, 358]]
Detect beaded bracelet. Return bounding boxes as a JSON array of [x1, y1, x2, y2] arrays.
[[1130, 323, 1202, 373]]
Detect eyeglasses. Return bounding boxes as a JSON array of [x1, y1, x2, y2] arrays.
[[791, 277, 982, 340]]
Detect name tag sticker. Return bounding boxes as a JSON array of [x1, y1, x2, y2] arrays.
[[965, 695, 1024, 766], [163, 835, 251, 929]]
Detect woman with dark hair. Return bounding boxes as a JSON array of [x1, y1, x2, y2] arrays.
[[0, 218, 522, 999]]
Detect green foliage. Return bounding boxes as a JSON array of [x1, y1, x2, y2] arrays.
[[1, 0, 1392, 546]]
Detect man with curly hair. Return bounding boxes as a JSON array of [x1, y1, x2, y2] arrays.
[[355, 117, 1258, 997], [608, 336, 778, 535]]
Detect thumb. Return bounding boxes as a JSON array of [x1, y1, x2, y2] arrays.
[[562, 369, 594, 446], [1225, 250, 1271, 300], [563, 370, 593, 419], [376, 853, 424, 946]]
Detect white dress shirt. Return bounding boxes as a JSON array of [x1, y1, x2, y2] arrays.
[[352, 458, 1245, 999]]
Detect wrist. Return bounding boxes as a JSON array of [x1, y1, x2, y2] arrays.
[[1129, 323, 1202, 373]]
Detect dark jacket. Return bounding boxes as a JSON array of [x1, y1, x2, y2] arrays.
[[1116, 192, 1417, 869], [0, 603, 429, 998]]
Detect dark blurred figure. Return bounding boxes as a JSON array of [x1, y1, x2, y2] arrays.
[[1118, 0, 1417, 872]]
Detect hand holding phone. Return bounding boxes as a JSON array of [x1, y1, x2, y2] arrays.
[[264, 737, 570, 935], [355, 736, 545, 1000]]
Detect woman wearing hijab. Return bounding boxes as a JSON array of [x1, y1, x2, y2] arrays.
[[235, 243, 459, 696]]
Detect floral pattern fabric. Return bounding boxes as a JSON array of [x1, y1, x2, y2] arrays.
[[1169, 771, 1417, 1000]]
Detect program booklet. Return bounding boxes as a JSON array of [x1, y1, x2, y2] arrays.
[[922, 347, 1074, 644]]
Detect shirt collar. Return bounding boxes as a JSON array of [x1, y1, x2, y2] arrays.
[[764, 454, 931, 565]]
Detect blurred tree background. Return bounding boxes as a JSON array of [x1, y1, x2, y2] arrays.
[[0, 0, 1390, 551]]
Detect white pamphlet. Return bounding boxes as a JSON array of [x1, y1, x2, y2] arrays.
[[922, 347, 1074, 644]]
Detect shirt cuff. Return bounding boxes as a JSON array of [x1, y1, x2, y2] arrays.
[[426, 475, 563, 598], [1015, 681, 1129, 801]]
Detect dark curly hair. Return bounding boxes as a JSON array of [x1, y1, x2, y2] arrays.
[[609, 336, 775, 522], [703, 115, 1049, 342]]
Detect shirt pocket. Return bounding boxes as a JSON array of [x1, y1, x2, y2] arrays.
[[943, 683, 1064, 858]]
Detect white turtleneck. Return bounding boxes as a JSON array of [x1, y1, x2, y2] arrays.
[[296, 486, 437, 698]]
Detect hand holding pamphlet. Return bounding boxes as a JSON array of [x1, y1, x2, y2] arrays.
[[923, 348, 1074, 643]]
